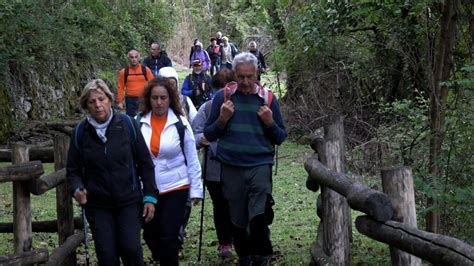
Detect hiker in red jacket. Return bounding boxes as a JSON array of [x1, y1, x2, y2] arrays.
[[207, 37, 223, 76]]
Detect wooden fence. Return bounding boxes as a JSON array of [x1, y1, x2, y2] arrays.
[[0, 135, 84, 265], [305, 116, 474, 265]]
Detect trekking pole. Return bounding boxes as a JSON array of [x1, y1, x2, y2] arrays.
[[275, 145, 279, 176], [82, 205, 90, 266], [198, 146, 208, 262]]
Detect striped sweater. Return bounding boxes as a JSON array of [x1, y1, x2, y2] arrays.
[[204, 87, 286, 167]]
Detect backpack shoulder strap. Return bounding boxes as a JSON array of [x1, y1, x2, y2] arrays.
[[174, 111, 187, 166], [118, 113, 137, 143], [135, 112, 143, 126], [124, 66, 129, 86], [263, 87, 273, 107], [73, 120, 87, 154], [141, 64, 148, 81], [223, 82, 237, 102]]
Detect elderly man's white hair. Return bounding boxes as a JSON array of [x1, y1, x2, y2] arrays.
[[232, 52, 258, 71]]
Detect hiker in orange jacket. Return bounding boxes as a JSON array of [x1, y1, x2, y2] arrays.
[[117, 49, 154, 117]]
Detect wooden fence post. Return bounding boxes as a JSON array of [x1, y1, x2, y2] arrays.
[[54, 135, 75, 265], [318, 116, 351, 265], [12, 143, 32, 254], [382, 166, 422, 266]]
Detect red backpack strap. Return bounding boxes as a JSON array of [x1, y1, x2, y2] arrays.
[[256, 81, 273, 107], [223, 82, 237, 102], [266, 89, 273, 107]]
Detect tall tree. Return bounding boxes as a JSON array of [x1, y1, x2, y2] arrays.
[[427, 0, 460, 233]]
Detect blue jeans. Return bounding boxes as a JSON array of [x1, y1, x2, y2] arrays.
[[125, 96, 139, 117]]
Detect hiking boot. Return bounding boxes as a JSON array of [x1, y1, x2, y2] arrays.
[[252, 255, 272, 266], [218, 244, 233, 259], [237, 255, 251, 266]]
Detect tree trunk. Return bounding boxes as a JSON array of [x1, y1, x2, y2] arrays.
[[427, 0, 459, 233]]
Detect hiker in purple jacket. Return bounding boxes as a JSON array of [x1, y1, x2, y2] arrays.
[[190, 41, 211, 73]]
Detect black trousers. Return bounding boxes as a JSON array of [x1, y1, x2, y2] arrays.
[[206, 180, 233, 245], [85, 203, 144, 266], [143, 189, 188, 266], [232, 214, 273, 259]]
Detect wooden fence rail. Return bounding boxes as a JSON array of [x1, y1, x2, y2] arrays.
[[305, 116, 474, 266], [356, 216, 474, 265], [305, 157, 394, 222], [0, 135, 83, 265]]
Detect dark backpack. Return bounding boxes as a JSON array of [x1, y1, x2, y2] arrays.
[[124, 65, 148, 86], [72, 113, 139, 190], [73, 113, 137, 152], [135, 111, 188, 165]]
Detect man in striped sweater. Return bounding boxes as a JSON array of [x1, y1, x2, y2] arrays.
[[204, 52, 286, 265]]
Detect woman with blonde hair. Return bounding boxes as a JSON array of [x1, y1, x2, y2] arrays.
[[67, 79, 157, 265]]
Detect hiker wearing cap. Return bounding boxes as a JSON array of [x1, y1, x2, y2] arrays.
[[207, 37, 223, 76], [190, 41, 211, 73], [181, 59, 213, 110], [144, 42, 172, 77], [189, 38, 200, 66], [248, 41, 267, 81], [204, 52, 286, 265], [221, 36, 238, 70], [117, 49, 154, 117], [67, 79, 157, 265], [139, 77, 203, 266], [191, 68, 236, 260]]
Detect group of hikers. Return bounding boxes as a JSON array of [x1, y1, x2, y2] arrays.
[[66, 31, 285, 266]]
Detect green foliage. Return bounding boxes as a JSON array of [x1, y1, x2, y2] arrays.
[[181, 0, 269, 49], [376, 97, 430, 166], [0, 1, 175, 139], [374, 65, 474, 243]]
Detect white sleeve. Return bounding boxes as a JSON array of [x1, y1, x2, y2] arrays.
[[183, 118, 203, 199], [186, 97, 198, 123]]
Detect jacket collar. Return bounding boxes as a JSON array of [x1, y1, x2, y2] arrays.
[[141, 108, 180, 128]]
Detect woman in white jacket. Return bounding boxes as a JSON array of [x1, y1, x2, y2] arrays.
[[140, 77, 203, 266]]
